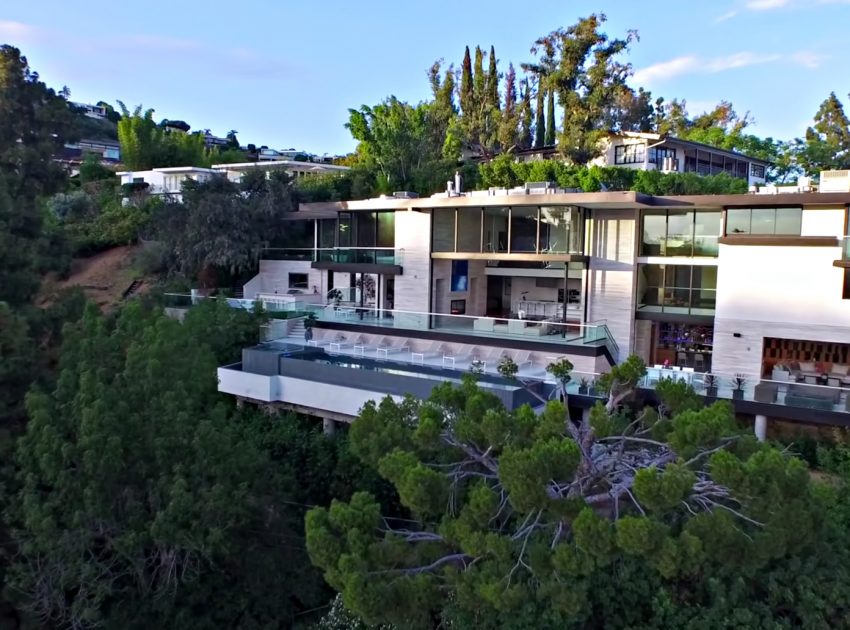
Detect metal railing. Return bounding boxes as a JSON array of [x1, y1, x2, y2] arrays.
[[262, 247, 404, 265]]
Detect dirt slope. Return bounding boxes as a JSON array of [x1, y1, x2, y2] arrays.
[[39, 244, 149, 310]]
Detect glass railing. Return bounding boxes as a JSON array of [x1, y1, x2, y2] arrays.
[[285, 304, 617, 352], [163, 293, 311, 318], [262, 248, 403, 265], [839, 237, 850, 261], [637, 288, 716, 315], [642, 369, 850, 415]]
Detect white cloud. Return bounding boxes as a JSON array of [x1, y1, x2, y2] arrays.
[[791, 50, 827, 69], [745, 0, 790, 9], [714, 10, 739, 22], [706, 52, 781, 72], [632, 56, 699, 84], [0, 20, 41, 44], [633, 48, 823, 86]]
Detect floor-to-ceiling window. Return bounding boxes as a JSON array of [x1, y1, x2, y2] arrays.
[[640, 209, 721, 257], [637, 264, 717, 315]]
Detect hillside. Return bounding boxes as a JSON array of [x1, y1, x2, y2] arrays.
[[38, 244, 149, 310]]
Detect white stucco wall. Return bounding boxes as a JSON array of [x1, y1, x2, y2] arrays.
[[586, 209, 638, 361], [712, 209, 850, 378], [393, 210, 431, 315]]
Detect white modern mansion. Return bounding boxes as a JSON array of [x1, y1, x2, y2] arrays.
[[118, 160, 350, 199], [215, 171, 850, 437]]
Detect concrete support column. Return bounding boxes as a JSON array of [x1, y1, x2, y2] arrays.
[[322, 417, 337, 436], [754, 414, 768, 442]]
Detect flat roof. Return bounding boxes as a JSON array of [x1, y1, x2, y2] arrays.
[[211, 160, 349, 171], [300, 190, 850, 214]]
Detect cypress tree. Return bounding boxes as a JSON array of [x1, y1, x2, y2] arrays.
[[486, 45, 499, 111], [545, 88, 556, 146], [518, 78, 533, 150], [473, 46, 486, 108], [534, 79, 545, 148], [460, 46, 473, 117]]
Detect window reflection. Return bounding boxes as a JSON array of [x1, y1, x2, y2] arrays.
[[637, 264, 717, 315], [641, 210, 720, 257]]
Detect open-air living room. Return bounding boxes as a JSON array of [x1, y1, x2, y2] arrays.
[[756, 337, 850, 413]]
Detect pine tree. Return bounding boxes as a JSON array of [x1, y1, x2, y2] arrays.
[[545, 87, 556, 146], [460, 46, 473, 117], [534, 78, 545, 148], [801, 92, 850, 173], [472, 46, 486, 110]]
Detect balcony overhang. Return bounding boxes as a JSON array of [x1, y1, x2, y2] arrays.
[[312, 261, 403, 275], [833, 260, 850, 269], [718, 235, 839, 247], [430, 252, 587, 263]]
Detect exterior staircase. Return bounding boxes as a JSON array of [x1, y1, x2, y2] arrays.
[[288, 318, 307, 340]]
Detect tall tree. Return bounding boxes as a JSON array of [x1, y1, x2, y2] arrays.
[[528, 14, 636, 164], [8, 301, 334, 628], [497, 63, 519, 152], [459, 46, 473, 119], [153, 169, 297, 281], [518, 77, 533, 150], [346, 96, 436, 190], [545, 87, 556, 145], [117, 103, 210, 169], [306, 361, 850, 628], [486, 45, 499, 111], [800, 92, 850, 174], [534, 78, 546, 148]]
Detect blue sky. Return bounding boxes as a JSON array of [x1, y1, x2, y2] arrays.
[[3, 0, 849, 155]]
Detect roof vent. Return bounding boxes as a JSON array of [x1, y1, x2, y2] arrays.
[[392, 191, 419, 199]]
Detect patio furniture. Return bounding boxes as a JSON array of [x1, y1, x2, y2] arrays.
[[376, 338, 410, 360], [754, 382, 778, 403], [410, 341, 446, 364], [829, 364, 850, 386], [785, 383, 841, 411]]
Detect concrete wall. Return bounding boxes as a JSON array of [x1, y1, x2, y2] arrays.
[[633, 319, 653, 365], [431, 258, 487, 316], [712, 207, 850, 378], [586, 209, 638, 361], [394, 210, 431, 316], [243, 260, 326, 299], [217, 366, 276, 402]]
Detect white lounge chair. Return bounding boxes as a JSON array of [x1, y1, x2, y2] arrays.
[[376, 338, 410, 360]]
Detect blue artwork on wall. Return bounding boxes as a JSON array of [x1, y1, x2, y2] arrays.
[[451, 260, 468, 292]]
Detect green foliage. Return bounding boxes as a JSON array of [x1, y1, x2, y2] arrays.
[[8, 300, 383, 628], [151, 169, 297, 280], [654, 377, 703, 417], [117, 102, 213, 169], [799, 91, 850, 174], [479, 158, 748, 193], [306, 358, 850, 627]]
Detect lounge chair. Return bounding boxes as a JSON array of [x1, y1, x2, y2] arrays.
[[375, 338, 410, 360], [444, 345, 477, 369], [410, 341, 446, 364]]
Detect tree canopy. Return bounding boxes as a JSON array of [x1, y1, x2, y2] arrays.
[[307, 361, 850, 628]]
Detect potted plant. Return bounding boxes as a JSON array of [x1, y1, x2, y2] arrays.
[[587, 378, 599, 396], [470, 358, 485, 375], [704, 373, 718, 398], [730, 373, 747, 400], [546, 358, 574, 401], [327, 288, 343, 308], [497, 356, 519, 381], [578, 376, 590, 395]]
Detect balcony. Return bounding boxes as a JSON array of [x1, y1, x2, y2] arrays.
[[262, 248, 404, 273]]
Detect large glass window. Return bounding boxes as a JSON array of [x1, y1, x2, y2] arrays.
[[432, 209, 455, 252], [614, 144, 645, 164], [725, 207, 802, 235], [484, 207, 509, 253], [337, 213, 352, 247], [356, 211, 376, 248], [377, 212, 395, 248], [640, 210, 720, 257], [540, 206, 582, 253], [637, 264, 717, 315], [319, 219, 336, 249], [457, 208, 482, 252], [510, 207, 538, 252]]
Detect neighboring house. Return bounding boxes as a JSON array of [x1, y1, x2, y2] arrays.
[[203, 131, 230, 148], [57, 138, 121, 173], [117, 160, 351, 201], [116, 166, 218, 201], [216, 170, 850, 438], [71, 101, 108, 120], [509, 132, 770, 187]]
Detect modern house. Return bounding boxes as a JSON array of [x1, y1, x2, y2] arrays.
[[215, 171, 850, 437], [513, 131, 770, 188], [117, 160, 350, 200]]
